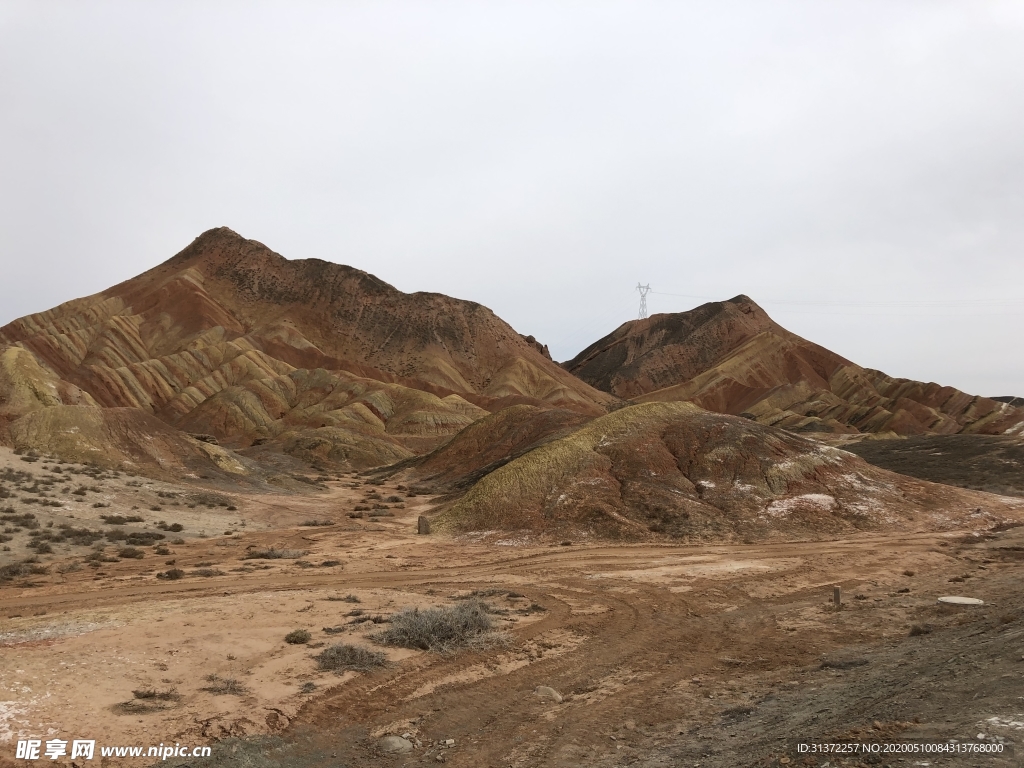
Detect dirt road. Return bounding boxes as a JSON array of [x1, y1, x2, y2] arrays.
[[2, 454, 1022, 767]]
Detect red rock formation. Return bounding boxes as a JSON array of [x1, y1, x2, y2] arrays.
[[564, 296, 1024, 436], [0, 228, 611, 468]]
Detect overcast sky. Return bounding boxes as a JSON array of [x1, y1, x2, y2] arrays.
[[1, 1, 1022, 395]]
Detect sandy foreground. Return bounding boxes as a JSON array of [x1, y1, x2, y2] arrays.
[[2, 446, 1024, 767]]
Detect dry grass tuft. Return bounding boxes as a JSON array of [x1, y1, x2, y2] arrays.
[[371, 598, 507, 653], [202, 674, 247, 695], [284, 629, 312, 645], [242, 547, 307, 560], [314, 643, 388, 673]]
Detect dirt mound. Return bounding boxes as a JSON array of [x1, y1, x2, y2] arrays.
[[437, 402, 1020, 541], [387, 404, 591, 492], [846, 434, 1024, 498], [0, 228, 610, 467], [8, 406, 259, 478], [564, 295, 1024, 436]]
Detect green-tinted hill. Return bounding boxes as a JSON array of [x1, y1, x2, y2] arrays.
[[436, 402, 1023, 541]]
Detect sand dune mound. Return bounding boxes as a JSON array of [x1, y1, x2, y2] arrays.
[[564, 296, 1024, 436], [437, 402, 1021, 541]]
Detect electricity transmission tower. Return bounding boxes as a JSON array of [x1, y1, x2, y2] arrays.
[[636, 283, 651, 320]]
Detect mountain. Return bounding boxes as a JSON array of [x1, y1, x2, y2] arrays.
[[432, 402, 1022, 541], [0, 228, 611, 472], [563, 295, 1024, 436]]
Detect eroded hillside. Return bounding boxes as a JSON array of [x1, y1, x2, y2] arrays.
[[564, 295, 1024, 436]]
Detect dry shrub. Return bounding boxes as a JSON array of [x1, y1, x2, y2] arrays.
[[133, 688, 180, 701], [285, 629, 312, 645], [371, 599, 505, 652], [157, 568, 185, 580], [314, 643, 387, 673], [0, 560, 48, 582], [242, 548, 307, 560], [202, 675, 247, 695]]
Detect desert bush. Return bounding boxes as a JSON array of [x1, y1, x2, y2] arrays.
[[242, 548, 307, 560], [102, 514, 145, 524], [118, 547, 145, 559], [349, 614, 389, 625], [112, 700, 169, 715], [156, 568, 185, 580], [156, 522, 184, 532], [299, 682, 316, 693], [314, 643, 387, 673], [133, 688, 180, 701], [201, 675, 247, 695], [285, 629, 312, 645], [371, 599, 500, 652], [300, 520, 334, 527], [0, 560, 48, 582], [106, 529, 163, 546]]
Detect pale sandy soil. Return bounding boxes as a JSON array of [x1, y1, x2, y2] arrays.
[[2, 446, 1024, 767]]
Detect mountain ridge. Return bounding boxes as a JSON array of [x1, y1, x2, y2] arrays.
[[564, 296, 1024, 437], [0, 228, 611, 472]]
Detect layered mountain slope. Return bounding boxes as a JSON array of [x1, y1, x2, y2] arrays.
[[0, 228, 611, 468], [437, 402, 1023, 541], [8, 406, 262, 478], [564, 296, 1024, 436], [384, 404, 592, 492]]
